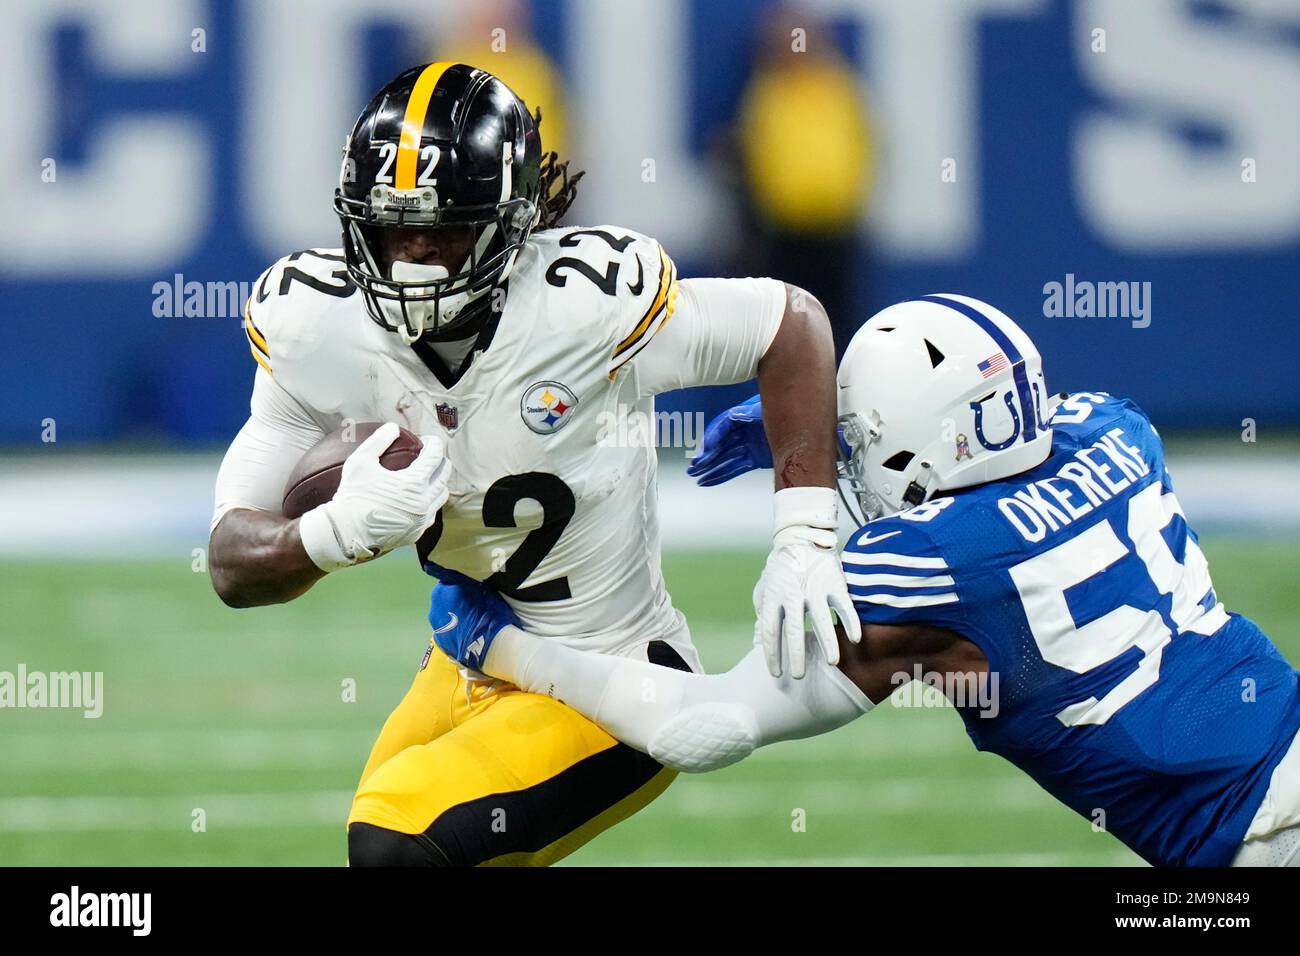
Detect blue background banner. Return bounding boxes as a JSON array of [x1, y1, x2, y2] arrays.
[[2, 0, 1296, 445]]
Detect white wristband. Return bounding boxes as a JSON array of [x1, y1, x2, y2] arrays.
[[772, 485, 838, 535], [298, 505, 353, 572]]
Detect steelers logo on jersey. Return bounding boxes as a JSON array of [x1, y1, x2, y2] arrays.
[[520, 381, 579, 435]]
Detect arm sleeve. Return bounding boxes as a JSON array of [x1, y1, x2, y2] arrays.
[[210, 368, 326, 531], [629, 277, 787, 397], [482, 626, 872, 773]]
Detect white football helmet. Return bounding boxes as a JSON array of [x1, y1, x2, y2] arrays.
[[836, 294, 1055, 522]]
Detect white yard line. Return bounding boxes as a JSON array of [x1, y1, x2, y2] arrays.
[[3, 708, 970, 772], [3, 728, 373, 771], [0, 775, 1054, 833], [0, 791, 353, 832], [656, 776, 1056, 817]]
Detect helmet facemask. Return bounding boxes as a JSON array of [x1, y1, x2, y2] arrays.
[[836, 407, 940, 527], [836, 410, 884, 527], [336, 179, 538, 343]]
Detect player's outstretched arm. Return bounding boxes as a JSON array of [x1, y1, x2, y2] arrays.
[[429, 576, 879, 772], [487, 625, 873, 772], [432, 574, 985, 771], [489, 618, 982, 772]]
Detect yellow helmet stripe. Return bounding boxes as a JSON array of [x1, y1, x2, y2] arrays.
[[396, 61, 455, 189]]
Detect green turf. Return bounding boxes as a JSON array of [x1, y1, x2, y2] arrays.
[[0, 539, 1296, 866]]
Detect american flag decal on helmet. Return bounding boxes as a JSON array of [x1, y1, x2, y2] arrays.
[[977, 353, 1009, 378]]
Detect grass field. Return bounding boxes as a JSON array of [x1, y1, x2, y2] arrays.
[[1, 538, 1296, 866]]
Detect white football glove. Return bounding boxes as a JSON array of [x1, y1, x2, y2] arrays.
[[298, 422, 450, 571], [753, 486, 861, 679]]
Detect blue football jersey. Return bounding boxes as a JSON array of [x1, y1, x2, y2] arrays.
[[841, 391, 1300, 866]]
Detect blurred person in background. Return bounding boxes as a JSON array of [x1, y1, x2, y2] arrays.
[[441, 0, 569, 160], [732, 4, 875, 356]]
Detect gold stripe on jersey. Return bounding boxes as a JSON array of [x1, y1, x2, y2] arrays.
[[609, 245, 679, 378], [243, 299, 272, 374], [613, 243, 676, 359], [248, 345, 272, 375], [608, 279, 680, 377], [245, 314, 269, 357], [396, 61, 454, 190]]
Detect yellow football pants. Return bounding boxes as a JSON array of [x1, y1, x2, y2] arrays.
[[347, 645, 679, 866]]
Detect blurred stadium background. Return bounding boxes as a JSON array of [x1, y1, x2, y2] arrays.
[[1, 0, 1297, 865]]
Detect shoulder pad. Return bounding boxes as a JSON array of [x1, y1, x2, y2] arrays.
[[529, 226, 679, 376], [1048, 391, 1164, 463], [242, 249, 357, 376]]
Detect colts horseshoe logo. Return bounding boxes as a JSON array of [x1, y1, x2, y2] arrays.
[[969, 390, 1022, 451]]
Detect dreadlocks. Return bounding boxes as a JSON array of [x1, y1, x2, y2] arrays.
[[532, 106, 585, 230]]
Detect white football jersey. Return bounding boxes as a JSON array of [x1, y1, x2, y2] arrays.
[[233, 226, 782, 666]]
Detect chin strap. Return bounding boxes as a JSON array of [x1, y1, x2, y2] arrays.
[[902, 460, 936, 508], [397, 317, 422, 345]]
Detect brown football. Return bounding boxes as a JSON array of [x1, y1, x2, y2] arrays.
[[281, 422, 423, 519]]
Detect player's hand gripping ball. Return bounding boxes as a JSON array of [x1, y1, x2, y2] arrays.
[[286, 421, 450, 571]]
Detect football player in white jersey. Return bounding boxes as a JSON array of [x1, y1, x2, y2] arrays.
[[207, 62, 858, 865]]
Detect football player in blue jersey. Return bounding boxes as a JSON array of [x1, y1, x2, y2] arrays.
[[427, 293, 1300, 867]]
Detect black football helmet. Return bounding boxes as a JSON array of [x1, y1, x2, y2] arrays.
[[334, 62, 543, 342]]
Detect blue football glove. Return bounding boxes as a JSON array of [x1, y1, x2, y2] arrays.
[[686, 395, 771, 487], [427, 570, 521, 673], [686, 396, 852, 487]]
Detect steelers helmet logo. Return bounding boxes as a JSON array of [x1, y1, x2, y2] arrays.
[[520, 381, 579, 435]]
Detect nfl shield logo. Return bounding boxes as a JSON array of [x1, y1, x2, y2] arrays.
[[436, 402, 458, 430]]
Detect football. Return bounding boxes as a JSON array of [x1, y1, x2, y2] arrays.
[[281, 422, 423, 519]]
